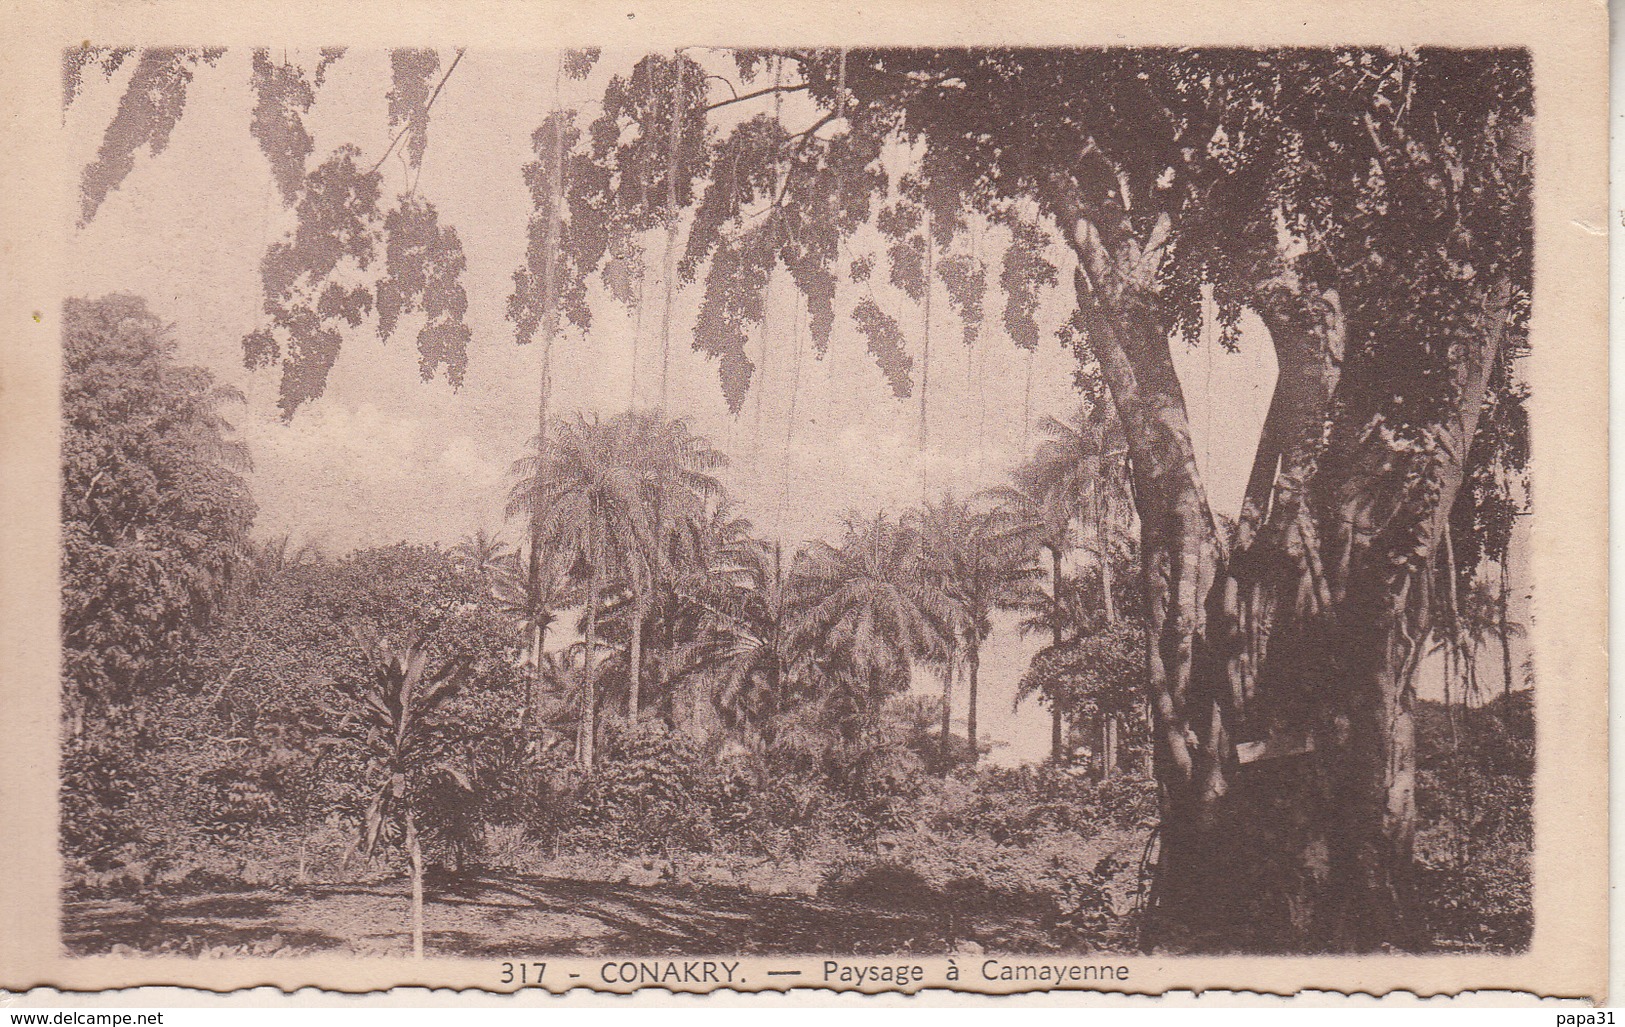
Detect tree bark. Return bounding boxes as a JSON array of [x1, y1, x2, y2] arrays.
[[1139, 700, 1155, 776], [1045, 171, 1512, 950]]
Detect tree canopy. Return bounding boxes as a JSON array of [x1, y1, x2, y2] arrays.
[[67, 48, 1527, 436], [61, 44, 1536, 952], [61, 294, 257, 713]]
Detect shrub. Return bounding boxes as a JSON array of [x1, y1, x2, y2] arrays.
[[60, 718, 157, 868], [571, 721, 716, 854]]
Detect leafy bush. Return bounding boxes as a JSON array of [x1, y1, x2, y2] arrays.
[[1413, 694, 1534, 952], [571, 721, 716, 854], [917, 764, 1156, 844], [60, 717, 158, 867]]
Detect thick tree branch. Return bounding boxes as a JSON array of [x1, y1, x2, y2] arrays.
[[703, 82, 809, 113], [1234, 270, 1345, 560]]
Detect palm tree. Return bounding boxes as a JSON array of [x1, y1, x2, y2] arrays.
[[333, 626, 473, 959], [508, 414, 652, 770], [613, 409, 725, 719], [490, 544, 577, 730], [634, 503, 757, 723], [791, 512, 958, 748], [988, 466, 1073, 760], [451, 529, 512, 581], [907, 499, 969, 756], [1435, 573, 1527, 712], [234, 532, 323, 602], [1027, 404, 1133, 623], [995, 401, 1133, 761], [914, 495, 1039, 764], [515, 56, 575, 730], [1015, 618, 1143, 772], [684, 534, 807, 743]]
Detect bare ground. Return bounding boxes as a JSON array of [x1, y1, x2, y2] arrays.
[[62, 872, 1072, 957]]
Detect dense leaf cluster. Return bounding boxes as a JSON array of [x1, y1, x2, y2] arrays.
[[71, 47, 1530, 466], [61, 295, 256, 712]]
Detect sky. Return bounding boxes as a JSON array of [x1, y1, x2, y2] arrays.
[[61, 48, 1525, 765]]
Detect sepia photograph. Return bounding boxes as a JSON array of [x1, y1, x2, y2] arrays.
[[0, 0, 1608, 1003]]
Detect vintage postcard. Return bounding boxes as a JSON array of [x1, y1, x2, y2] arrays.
[[0, 0, 1608, 1003]]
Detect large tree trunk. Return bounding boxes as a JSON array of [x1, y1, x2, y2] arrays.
[[940, 641, 956, 766], [1048, 177, 1511, 951]]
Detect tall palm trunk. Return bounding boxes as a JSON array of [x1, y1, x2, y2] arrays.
[[632, 492, 666, 720], [965, 642, 981, 764], [579, 523, 600, 771], [524, 545, 549, 731], [1095, 484, 1118, 779], [1097, 475, 1116, 624], [752, 275, 773, 466], [628, 591, 646, 718], [1048, 542, 1065, 762], [630, 275, 647, 408], [767, 541, 786, 744], [940, 640, 957, 767], [777, 295, 805, 534], [530, 56, 566, 723], [1498, 553, 1515, 701], [1442, 526, 1462, 740], [919, 207, 933, 500], [522, 616, 548, 733]]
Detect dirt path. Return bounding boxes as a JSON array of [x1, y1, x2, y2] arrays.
[[63, 873, 1065, 957]]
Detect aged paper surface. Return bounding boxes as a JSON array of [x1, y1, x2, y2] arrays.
[[0, 0, 1608, 1003]]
